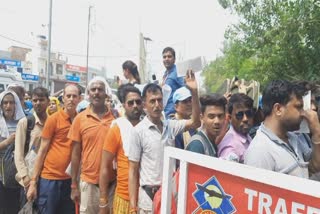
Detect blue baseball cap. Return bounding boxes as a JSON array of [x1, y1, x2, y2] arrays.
[[173, 87, 192, 104], [76, 100, 90, 113]]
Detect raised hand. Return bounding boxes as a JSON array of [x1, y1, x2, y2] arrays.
[[185, 69, 198, 93]]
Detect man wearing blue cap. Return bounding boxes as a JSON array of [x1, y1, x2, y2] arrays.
[[170, 87, 197, 150]]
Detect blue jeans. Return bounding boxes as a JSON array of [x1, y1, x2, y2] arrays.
[[36, 177, 75, 214]]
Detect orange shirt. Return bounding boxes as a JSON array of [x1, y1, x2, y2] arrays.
[[41, 109, 73, 180], [103, 124, 129, 200], [68, 107, 114, 184]]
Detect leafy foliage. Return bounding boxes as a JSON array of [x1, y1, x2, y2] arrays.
[[204, 0, 320, 92]]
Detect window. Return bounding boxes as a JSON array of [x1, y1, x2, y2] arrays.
[[56, 64, 63, 75], [0, 84, 5, 93]]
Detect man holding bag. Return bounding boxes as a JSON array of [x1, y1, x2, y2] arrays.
[[15, 87, 50, 205], [27, 84, 81, 214]]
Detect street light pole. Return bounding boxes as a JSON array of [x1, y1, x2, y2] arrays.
[[86, 6, 92, 86], [46, 0, 53, 90], [144, 37, 152, 82]]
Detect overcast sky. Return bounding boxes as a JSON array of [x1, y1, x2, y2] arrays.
[[0, 0, 236, 80]]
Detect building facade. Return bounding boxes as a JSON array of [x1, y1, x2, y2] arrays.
[[1, 36, 110, 93]]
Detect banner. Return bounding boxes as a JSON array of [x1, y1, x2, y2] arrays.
[[186, 164, 320, 214], [160, 147, 320, 214], [65, 64, 87, 73]]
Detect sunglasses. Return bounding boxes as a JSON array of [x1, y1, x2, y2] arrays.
[[127, 99, 142, 107], [235, 110, 254, 120]]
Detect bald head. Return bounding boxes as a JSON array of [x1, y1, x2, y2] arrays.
[[64, 84, 81, 96], [63, 84, 81, 112]]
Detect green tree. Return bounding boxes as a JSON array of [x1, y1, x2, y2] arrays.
[[204, 0, 320, 92]]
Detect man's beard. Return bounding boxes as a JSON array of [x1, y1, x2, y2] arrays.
[[282, 118, 301, 132]]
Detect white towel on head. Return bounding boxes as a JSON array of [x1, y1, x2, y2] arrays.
[[85, 76, 112, 100], [0, 90, 25, 138]]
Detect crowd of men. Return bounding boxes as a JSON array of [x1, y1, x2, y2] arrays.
[[0, 46, 319, 214]]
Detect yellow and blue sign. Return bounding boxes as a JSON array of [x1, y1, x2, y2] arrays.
[[192, 176, 236, 214]]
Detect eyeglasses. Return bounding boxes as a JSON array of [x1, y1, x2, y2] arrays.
[[127, 99, 142, 107], [235, 110, 254, 120]]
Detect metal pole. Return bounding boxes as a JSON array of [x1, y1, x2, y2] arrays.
[[46, 0, 53, 90], [143, 37, 152, 83], [86, 6, 92, 86]]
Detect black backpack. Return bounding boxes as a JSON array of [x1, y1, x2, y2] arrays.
[[1, 115, 35, 188]]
